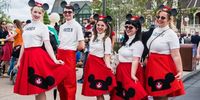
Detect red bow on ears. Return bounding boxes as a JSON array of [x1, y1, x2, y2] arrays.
[[99, 15, 106, 20], [162, 5, 172, 12], [35, 2, 43, 7], [93, 14, 112, 23], [159, 5, 178, 16], [126, 14, 144, 23], [28, 0, 49, 10]]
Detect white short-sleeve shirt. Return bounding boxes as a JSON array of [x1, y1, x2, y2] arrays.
[[58, 19, 84, 50], [147, 25, 180, 54], [22, 21, 49, 48], [118, 35, 144, 62], [89, 33, 112, 58]]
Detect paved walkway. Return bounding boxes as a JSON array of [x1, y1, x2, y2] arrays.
[[173, 68, 200, 100], [0, 65, 199, 100]]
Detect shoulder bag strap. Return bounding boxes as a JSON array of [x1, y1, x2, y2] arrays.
[[148, 29, 169, 55]]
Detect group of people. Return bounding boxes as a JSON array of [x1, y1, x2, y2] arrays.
[[0, 0, 187, 100], [0, 19, 24, 78]]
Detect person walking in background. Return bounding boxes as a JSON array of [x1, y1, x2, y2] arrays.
[[141, 24, 155, 63], [184, 33, 191, 44], [14, 1, 67, 100], [8, 19, 23, 76], [47, 12, 60, 52], [0, 21, 8, 75], [191, 32, 200, 46], [145, 5, 185, 100], [77, 18, 93, 84], [57, 2, 85, 100], [0, 23, 15, 77], [111, 14, 147, 100], [82, 14, 116, 100]]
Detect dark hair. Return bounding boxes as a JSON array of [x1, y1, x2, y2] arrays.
[[64, 5, 74, 12], [13, 19, 23, 33], [0, 21, 6, 30], [122, 20, 142, 46]]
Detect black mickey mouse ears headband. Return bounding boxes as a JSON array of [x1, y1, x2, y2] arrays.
[[126, 14, 144, 24], [93, 14, 112, 23], [60, 1, 80, 11], [159, 5, 178, 16], [28, 0, 49, 10]]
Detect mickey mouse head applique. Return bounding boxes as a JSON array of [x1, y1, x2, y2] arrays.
[[116, 81, 135, 100], [28, 67, 55, 89], [148, 73, 175, 91], [88, 74, 112, 90]]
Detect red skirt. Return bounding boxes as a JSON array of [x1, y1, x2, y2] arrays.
[[14, 47, 67, 95], [111, 63, 147, 100], [1, 41, 13, 61], [82, 54, 117, 96], [145, 53, 185, 97]]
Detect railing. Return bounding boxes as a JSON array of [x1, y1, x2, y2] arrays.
[[182, 24, 200, 34], [188, 24, 200, 28]]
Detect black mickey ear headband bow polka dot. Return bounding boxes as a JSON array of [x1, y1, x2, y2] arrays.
[[126, 14, 144, 24], [93, 14, 112, 23], [159, 5, 178, 16], [28, 0, 49, 10]]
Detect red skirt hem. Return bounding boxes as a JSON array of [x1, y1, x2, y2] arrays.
[[145, 53, 185, 97], [82, 54, 116, 96], [14, 47, 67, 95], [111, 63, 147, 100]]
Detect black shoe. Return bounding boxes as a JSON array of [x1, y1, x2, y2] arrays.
[[77, 78, 83, 84]]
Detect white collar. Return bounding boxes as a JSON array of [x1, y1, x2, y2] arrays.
[[65, 19, 75, 24], [157, 25, 170, 31], [97, 32, 105, 39]]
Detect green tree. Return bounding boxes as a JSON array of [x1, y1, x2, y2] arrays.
[[0, 11, 11, 23], [43, 11, 50, 25]]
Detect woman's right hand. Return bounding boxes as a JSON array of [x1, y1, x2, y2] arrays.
[[107, 66, 114, 74], [15, 62, 20, 69]]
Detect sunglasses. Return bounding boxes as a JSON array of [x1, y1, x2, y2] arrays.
[[125, 26, 134, 30], [63, 11, 73, 14], [156, 16, 166, 20]]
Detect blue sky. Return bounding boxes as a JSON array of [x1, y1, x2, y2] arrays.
[[7, 0, 91, 21]]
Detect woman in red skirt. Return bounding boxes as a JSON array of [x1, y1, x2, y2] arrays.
[[0, 23, 15, 76], [82, 14, 116, 100], [13, 1, 67, 100], [146, 5, 185, 100], [110, 14, 147, 100]]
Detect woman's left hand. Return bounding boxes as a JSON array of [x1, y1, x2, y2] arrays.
[[131, 74, 138, 83], [175, 71, 183, 80], [54, 59, 65, 65], [0, 39, 5, 41]]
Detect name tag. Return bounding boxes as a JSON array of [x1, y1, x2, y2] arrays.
[[63, 28, 73, 32], [26, 27, 36, 31]]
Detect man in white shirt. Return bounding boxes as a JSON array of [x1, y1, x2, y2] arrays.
[[57, 5, 85, 100]]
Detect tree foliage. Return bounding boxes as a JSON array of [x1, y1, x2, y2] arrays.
[[0, 11, 12, 23], [43, 11, 50, 25]]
